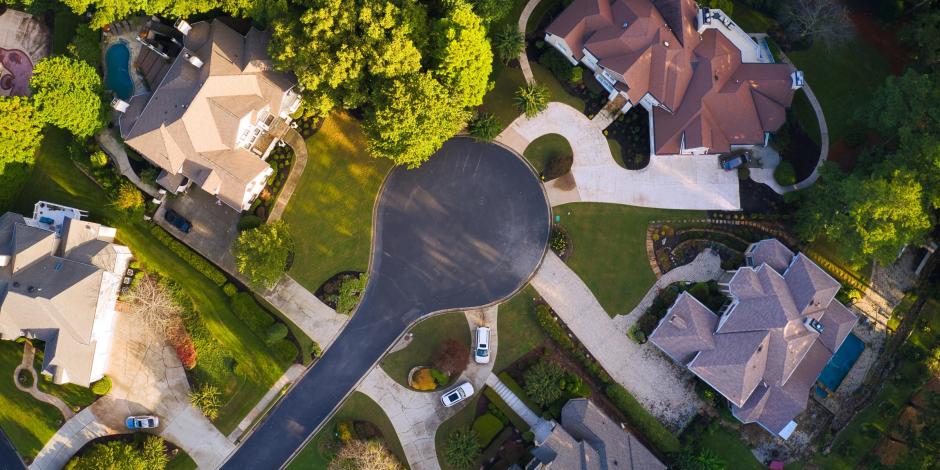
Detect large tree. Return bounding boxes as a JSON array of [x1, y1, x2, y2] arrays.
[[30, 56, 105, 138], [61, 0, 285, 29], [778, 0, 853, 49], [233, 221, 294, 289], [69, 436, 168, 470], [431, 1, 493, 109], [329, 439, 403, 470], [0, 96, 43, 167]]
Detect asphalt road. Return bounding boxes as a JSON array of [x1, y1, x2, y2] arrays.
[[222, 138, 550, 469], [0, 430, 24, 470]]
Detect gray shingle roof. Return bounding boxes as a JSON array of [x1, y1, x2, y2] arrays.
[[561, 399, 666, 470], [746, 239, 794, 273], [648, 292, 718, 364], [785, 254, 840, 315], [689, 330, 770, 406]]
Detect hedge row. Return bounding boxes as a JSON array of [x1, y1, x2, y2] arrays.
[[472, 413, 504, 448], [149, 224, 227, 286], [534, 304, 613, 384], [606, 384, 680, 453], [482, 386, 531, 432], [232, 293, 276, 333]]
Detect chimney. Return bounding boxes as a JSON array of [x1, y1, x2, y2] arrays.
[[183, 52, 204, 68], [174, 19, 192, 35]]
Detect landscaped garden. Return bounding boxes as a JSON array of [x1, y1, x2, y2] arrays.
[[287, 392, 405, 469], [0, 341, 62, 461], [522, 133, 572, 180], [63, 433, 195, 470], [281, 112, 392, 293], [553, 203, 704, 316], [380, 312, 470, 390]]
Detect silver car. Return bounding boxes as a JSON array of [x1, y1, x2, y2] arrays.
[[441, 382, 474, 407]]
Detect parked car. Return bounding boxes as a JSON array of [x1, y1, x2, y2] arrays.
[[125, 415, 159, 429], [163, 209, 192, 233], [474, 327, 490, 364], [719, 152, 748, 171], [441, 382, 474, 407]]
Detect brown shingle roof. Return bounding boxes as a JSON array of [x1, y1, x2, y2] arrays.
[[648, 292, 718, 364], [747, 239, 794, 273]]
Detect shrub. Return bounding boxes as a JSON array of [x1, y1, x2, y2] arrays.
[[336, 421, 354, 443], [492, 26, 524, 64], [523, 360, 566, 406], [89, 150, 108, 168], [549, 228, 568, 255], [233, 221, 294, 289], [467, 112, 501, 141], [774, 161, 797, 185], [149, 225, 227, 285], [265, 323, 289, 345], [605, 384, 680, 453], [113, 182, 144, 212], [444, 428, 481, 469], [231, 293, 276, 334], [411, 368, 437, 391], [237, 215, 263, 231], [472, 413, 505, 447], [429, 368, 449, 385], [336, 273, 368, 315], [90, 376, 111, 396], [539, 49, 583, 85], [271, 339, 298, 364], [514, 83, 549, 118], [222, 283, 239, 297], [190, 384, 222, 420], [175, 332, 198, 370], [535, 304, 575, 350], [433, 338, 470, 377]]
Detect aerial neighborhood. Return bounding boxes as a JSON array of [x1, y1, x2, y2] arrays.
[[0, 0, 936, 469]]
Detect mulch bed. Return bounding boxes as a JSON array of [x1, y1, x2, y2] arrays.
[[314, 271, 363, 309]]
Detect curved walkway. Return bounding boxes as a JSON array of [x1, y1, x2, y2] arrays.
[[497, 102, 741, 210], [530, 251, 714, 429], [358, 307, 498, 470], [13, 344, 74, 421], [268, 128, 309, 222], [96, 128, 160, 198], [517, 0, 543, 84]]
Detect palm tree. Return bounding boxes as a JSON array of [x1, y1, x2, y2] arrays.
[[493, 26, 524, 64], [514, 83, 549, 118]]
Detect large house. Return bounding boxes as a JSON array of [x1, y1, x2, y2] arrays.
[[0, 202, 132, 387], [545, 0, 804, 156], [116, 18, 302, 211], [529, 399, 665, 469], [649, 239, 858, 439]]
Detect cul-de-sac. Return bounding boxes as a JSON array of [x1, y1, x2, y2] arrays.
[[0, 0, 937, 469]]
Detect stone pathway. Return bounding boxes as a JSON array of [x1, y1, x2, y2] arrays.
[[496, 102, 741, 210], [263, 276, 350, 351], [13, 343, 74, 421], [530, 251, 701, 429], [96, 128, 160, 198], [358, 307, 498, 470], [28, 408, 111, 470], [268, 129, 309, 222], [517, 0, 543, 85], [228, 364, 306, 443]]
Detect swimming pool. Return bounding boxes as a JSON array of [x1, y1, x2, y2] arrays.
[[105, 42, 134, 100], [817, 333, 865, 392]]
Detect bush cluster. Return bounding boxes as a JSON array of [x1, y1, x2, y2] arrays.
[[190, 384, 222, 420], [411, 368, 438, 391], [539, 49, 583, 85], [270, 339, 298, 364], [444, 428, 481, 469], [774, 160, 797, 185], [549, 227, 568, 255], [149, 225, 227, 286], [231, 293, 276, 333], [472, 413, 504, 447], [605, 384, 680, 453], [534, 304, 612, 384], [90, 376, 112, 396]]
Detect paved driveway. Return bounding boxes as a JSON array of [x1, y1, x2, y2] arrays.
[[497, 102, 741, 210], [222, 137, 550, 469]]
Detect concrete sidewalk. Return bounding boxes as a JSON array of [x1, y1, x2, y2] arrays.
[[497, 102, 741, 211], [228, 364, 306, 442], [28, 408, 111, 470], [263, 276, 349, 351], [530, 252, 701, 429]]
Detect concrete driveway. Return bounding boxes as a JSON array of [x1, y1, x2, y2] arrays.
[[497, 102, 742, 211], [156, 187, 241, 273], [221, 138, 550, 469]]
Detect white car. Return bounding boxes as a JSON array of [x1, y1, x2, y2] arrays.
[[474, 327, 490, 364], [441, 382, 474, 407], [125, 415, 159, 429]]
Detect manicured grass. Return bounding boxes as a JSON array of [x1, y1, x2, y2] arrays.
[[791, 88, 821, 146], [693, 423, 763, 470], [287, 392, 406, 469], [493, 286, 547, 373], [532, 62, 586, 112], [30, 345, 98, 410], [434, 395, 481, 470], [51, 9, 81, 55], [10, 128, 286, 435], [166, 451, 198, 470], [523, 133, 571, 175], [556, 203, 704, 316], [479, 60, 586, 133], [729, 2, 776, 33], [380, 311, 470, 388], [0, 341, 63, 460], [282, 112, 392, 293]]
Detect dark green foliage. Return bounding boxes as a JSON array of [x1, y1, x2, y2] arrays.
[[534, 304, 613, 384], [335, 273, 368, 315], [470, 0, 512, 23], [222, 283, 239, 297], [444, 428, 481, 469], [492, 26, 524, 64], [429, 368, 449, 385], [472, 413, 504, 447], [774, 161, 797, 185], [605, 384, 680, 453], [523, 360, 566, 406], [233, 221, 294, 289], [231, 293, 276, 335], [67, 24, 101, 68], [148, 225, 227, 286], [89, 151, 108, 168], [514, 83, 549, 117], [237, 215, 263, 231], [467, 112, 501, 141], [270, 339, 298, 364], [539, 49, 583, 85], [699, 0, 732, 15], [265, 323, 289, 345], [482, 387, 529, 431], [30, 56, 105, 138], [90, 376, 111, 396], [67, 435, 168, 470]]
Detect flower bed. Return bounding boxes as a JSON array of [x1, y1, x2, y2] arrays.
[[407, 366, 449, 391]]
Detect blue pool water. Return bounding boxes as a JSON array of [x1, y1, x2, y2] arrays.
[[105, 42, 134, 100], [817, 333, 865, 392]]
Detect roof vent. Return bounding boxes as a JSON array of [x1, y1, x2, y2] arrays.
[[804, 317, 825, 334], [183, 52, 204, 68], [669, 314, 688, 330], [174, 19, 192, 35], [663, 41, 670, 47], [27, 286, 34, 293], [12, 282, 19, 288], [622, 21, 629, 28]]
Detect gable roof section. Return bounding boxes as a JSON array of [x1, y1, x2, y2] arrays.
[[785, 254, 840, 315], [817, 300, 858, 352], [649, 292, 718, 364], [689, 330, 770, 406], [545, 0, 614, 61], [747, 239, 794, 273], [11, 223, 56, 273], [561, 399, 667, 469]]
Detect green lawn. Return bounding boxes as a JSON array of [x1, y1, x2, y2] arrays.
[[523, 133, 572, 175], [556, 203, 704, 316], [493, 286, 547, 373], [434, 395, 481, 470], [10, 128, 286, 435], [0, 341, 63, 460], [51, 8, 81, 55], [792, 88, 821, 145], [479, 58, 586, 133], [282, 112, 392, 293], [380, 311, 470, 388], [693, 423, 764, 470], [287, 392, 407, 469], [166, 451, 198, 470]]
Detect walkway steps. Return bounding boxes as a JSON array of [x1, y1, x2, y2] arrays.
[[484, 375, 540, 427]]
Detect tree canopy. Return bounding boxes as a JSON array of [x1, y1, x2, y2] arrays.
[[60, 0, 286, 29], [329, 439, 403, 470], [67, 436, 168, 470], [0, 96, 43, 167], [233, 221, 294, 289], [30, 56, 105, 138]]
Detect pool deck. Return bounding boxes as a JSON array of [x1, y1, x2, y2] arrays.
[[101, 18, 148, 100], [815, 323, 885, 414]]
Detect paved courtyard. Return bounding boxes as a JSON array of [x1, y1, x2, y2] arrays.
[[0, 9, 49, 97]]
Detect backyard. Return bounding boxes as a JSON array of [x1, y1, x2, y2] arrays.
[[0, 341, 62, 461], [281, 112, 392, 293], [287, 392, 406, 469], [380, 312, 470, 389], [554, 203, 704, 316], [9, 128, 288, 435]]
